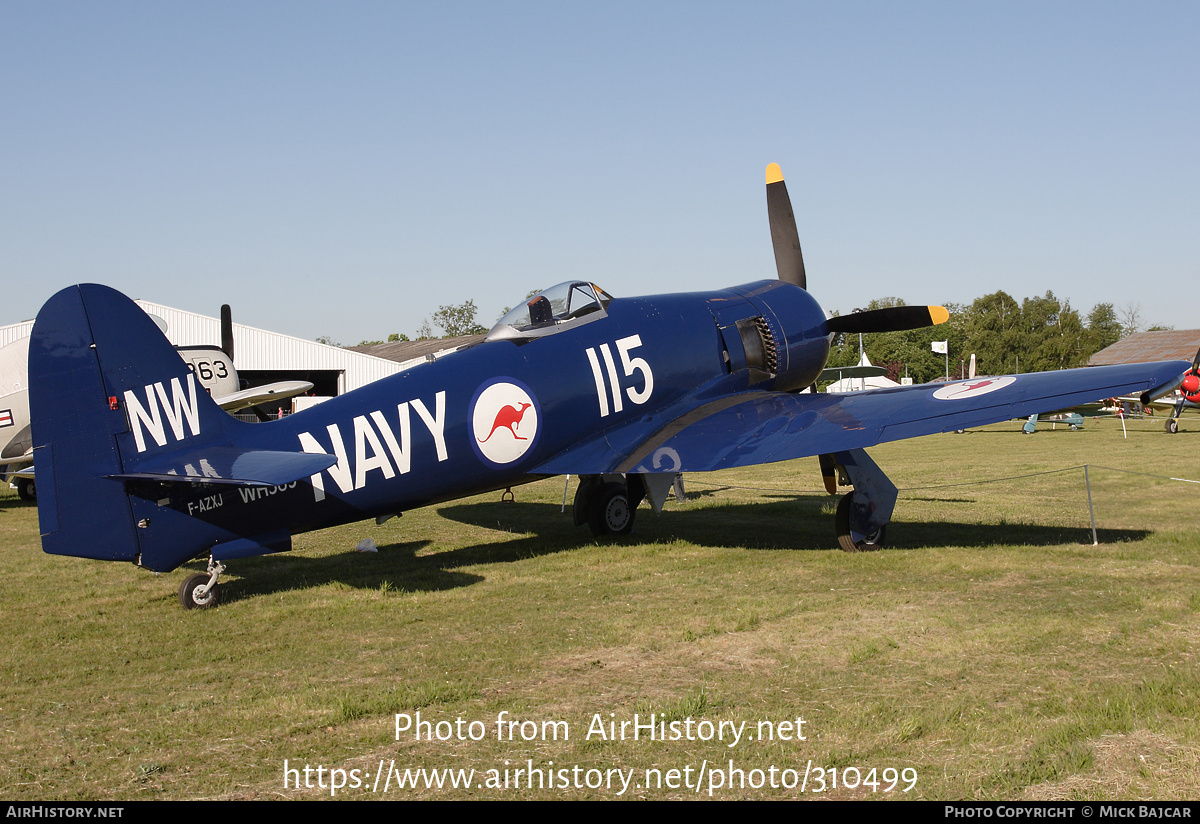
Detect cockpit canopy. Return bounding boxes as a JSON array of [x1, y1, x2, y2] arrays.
[[486, 281, 614, 342]]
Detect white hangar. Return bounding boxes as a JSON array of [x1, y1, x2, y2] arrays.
[[1, 299, 405, 410]]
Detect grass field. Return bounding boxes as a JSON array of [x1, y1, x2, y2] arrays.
[[2, 414, 1198, 800]]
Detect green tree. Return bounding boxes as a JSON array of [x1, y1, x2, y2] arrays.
[[432, 300, 487, 337], [1083, 303, 1121, 354], [1031, 298, 1087, 370], [961, 291, 1025, 375]]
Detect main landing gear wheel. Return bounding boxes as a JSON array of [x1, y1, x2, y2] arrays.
[[15, 477, 35, 502], [835, 492, 886, 553], [588, 483, 636, 537], [179, 572, 219, 610], [1166, 419, 1179, 434]]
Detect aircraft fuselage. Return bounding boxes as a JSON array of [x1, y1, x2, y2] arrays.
[[125, 280, 829, 571]]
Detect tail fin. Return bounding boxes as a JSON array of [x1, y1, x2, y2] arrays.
[[30, 284, 242, 567], [32, 285, 338, 572]]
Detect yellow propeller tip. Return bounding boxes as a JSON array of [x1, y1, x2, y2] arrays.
[[930, 306, 950, 325], [765, 163, 784, 185]]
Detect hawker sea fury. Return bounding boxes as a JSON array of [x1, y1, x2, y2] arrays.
[[28, 164, 1193, 608]]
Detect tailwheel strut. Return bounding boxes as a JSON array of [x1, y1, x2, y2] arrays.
[[179, 558, 226, 610]]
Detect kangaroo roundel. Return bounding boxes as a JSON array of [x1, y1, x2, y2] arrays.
[[470, 379, 540, 467], [931, 376, 1017, 400]]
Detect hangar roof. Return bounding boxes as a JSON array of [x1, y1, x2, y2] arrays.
[[349, 334, 485, 370], [2, 300, 404, 395], [1088, 330, 1200, 366]]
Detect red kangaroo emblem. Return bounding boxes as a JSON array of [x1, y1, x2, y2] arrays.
[[477, 402, 532, 442]]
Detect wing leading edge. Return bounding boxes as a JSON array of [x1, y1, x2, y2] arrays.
[[533, 360, 1190, 476]]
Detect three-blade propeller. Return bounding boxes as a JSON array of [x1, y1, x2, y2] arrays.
[[765, 163, 948, 335]]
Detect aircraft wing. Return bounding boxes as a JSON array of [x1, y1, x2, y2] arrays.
[[213, 380, 314, 413], [533, 360, 1190, 476]]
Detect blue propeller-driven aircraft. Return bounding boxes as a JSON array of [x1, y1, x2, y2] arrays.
[[28, 164, 1192, 609]]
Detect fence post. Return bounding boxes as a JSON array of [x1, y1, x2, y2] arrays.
[[1084, 465, 1098, 546]]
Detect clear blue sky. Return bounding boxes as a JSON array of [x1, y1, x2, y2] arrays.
[[4, 2, 1196, 345]]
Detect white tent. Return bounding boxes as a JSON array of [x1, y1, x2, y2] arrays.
[[824, 353, 900, 393]]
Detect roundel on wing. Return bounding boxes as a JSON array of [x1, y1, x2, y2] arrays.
[[931, 376, 1017, 401], [470, 379, 540, 467]]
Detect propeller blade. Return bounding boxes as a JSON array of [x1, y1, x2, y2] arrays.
[[766, 163, 806, 290], [826, 305, 950, 335], [220, 304, 234, 360]]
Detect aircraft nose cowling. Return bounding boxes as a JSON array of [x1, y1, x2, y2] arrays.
[[733, 280, 831, 393]]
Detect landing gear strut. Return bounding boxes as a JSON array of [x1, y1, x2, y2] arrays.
[[826, 448, 897, 553], [178, 558, 225, 609]]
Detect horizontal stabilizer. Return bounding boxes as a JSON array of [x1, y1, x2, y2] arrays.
[[214, 380, 315, 413], [111, 447, 336, 487]]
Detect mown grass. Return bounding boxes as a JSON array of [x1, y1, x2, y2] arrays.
[[1, 414, 1197, 800]]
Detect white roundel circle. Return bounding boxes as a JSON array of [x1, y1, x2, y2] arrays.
[[470, 380, 540, 466], [932, 376, 1017, 401]]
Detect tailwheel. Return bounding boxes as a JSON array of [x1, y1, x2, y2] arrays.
[[178, 558, 225, 609], [178, 573, 219, 609], [834, 492, 886, 553], [16, 477, 35, 502], [588, 482, 636, 537]]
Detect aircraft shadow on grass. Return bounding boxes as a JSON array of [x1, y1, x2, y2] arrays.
[[185, 494, 1150, 605], [438, 498, 1151, 549], [0, 496, 32, 513]]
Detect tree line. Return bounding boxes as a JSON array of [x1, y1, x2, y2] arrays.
[[827, 292, 1170, 384]]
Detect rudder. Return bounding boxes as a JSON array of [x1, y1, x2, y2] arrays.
[[29, 284, 236, 566]]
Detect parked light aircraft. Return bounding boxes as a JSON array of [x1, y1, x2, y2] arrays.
[[1020, 354, 1199, 435], [0, 337, 34, 499], [28, 165, 1192, 608]]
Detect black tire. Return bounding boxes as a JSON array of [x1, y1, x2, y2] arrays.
[[15, 477, 35, 502], [572, 476, 600, 526], [834, 492, 886, 553], [1166, 419, 1179, 434], [179, 573, 219, 610], [588, 483, 635, 537]]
